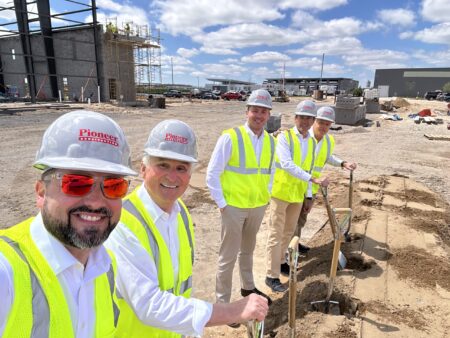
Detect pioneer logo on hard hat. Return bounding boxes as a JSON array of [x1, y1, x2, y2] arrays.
[[257, 94, 269, 102], [323, 109, 333, 116], [79, 129, 119, 146], [165, 132, 188, 144], [304, 105, 314, 111]]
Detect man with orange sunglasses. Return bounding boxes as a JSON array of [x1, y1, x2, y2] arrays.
[[0, 110, 136, 337]]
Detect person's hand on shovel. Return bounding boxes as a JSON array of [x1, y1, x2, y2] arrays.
[[341, 161, 357, 171], [312, 176, 330, 187]]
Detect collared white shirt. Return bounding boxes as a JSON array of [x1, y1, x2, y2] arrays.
[[104, 184, 212, 337], [312, 129, 343, 167], [276, 126, 313, 183], [0, 213, 111, 337], [206, 122, 275, 208]]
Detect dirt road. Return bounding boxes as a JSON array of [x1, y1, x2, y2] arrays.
[[1, 97, 449, 337]]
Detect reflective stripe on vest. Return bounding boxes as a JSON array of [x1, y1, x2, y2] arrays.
[[271, 128, 316, 203], [313, 134, 331, 172], [122, 199, 193, 294], [0, 235, 49, 338], [0, 219, 119, 338], [224, 127, 275, 174]]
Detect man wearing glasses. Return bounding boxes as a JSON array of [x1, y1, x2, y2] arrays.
[[0, 110, 136, 337], [105, 119, 268, 337]]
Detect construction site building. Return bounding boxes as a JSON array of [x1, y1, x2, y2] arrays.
[[374, 67, 450, 98], [263, 77, 359, 96]]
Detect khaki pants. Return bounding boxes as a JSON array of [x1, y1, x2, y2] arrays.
[[265, 197, 302, 278], [216, 204, 267, 303], [295, 197, 315, 238]]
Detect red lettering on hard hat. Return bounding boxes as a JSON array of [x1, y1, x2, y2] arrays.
[[79, 129, 119, 146], [256, 95, 268, 101], [304, 105, 313, 110], [165, 133, 188, 144]]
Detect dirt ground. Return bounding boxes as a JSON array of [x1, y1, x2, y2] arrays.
[[1, 96, 449, 337]]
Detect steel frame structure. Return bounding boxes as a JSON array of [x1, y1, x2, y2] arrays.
[[0, 0, 99, 103]]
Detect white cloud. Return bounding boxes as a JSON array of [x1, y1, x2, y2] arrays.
[[241, 51, 290, 63], [177, 48, 199, 58], [291, 11, 381, 37], [275, 57, 345, 74], [161, 55, 192, 66], [412, 48, 450, 66], [153, 0, 284, 35], [413, 23, 450, 45], [421, 0, 449, 23], [193, 23, 309, 50], [342, 49, 409, 70], [289, 37, 363, 56], [199, 46, 239, 55], [220, 58, 241, 64], [280, 0, 348, 11], [86, 0, 149, 27], [377, 8, 416, 27], [198, 63, 248, 78], [399, 31, 414, 39]]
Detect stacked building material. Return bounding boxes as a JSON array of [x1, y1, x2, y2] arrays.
[[333, 95, 366, 125]]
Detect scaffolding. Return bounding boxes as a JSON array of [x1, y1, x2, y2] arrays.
[[104, 18, 162, 97]]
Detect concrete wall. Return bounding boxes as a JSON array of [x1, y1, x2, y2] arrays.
[[374, 68, 450, 97], [0, 26, 136, 102]]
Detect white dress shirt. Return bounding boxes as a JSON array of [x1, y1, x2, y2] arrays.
[[104, 184, 212, 337], [0, 213, 112, 337], [206, 123, 275, 208]]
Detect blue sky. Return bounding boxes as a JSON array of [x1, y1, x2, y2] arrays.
[[1, 0, 449, 87]]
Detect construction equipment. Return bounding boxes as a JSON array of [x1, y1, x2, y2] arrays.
[[310, 186, 352, 314], [246, 320, 264, 338], [274, 89, 290, 102], [288, 236, 300, 338], [344, 170, 354, 242]]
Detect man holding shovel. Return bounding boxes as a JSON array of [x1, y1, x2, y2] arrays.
[[296, 106, 357, 252]]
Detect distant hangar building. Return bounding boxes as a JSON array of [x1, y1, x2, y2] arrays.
[[263, 77, 359, 95], [374, 67, 450, 97]]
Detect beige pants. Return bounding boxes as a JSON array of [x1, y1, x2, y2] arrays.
[[295, 197, 315, 238], [216, 204, 267, 303], [265, 197, 302, 278]]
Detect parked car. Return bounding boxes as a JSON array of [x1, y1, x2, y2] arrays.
[[163, 90, 183, 98], [201, 92, 219, 100], [437, 92, 450, 101], [221, 91, 243, 100], [438, 93, 450, 102], [212, 89, 222, 96], [424, 90, 442, 100]]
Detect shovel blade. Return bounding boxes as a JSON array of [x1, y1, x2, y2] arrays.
[[309, 300, 341, 315], [337, 250, 347, 270]]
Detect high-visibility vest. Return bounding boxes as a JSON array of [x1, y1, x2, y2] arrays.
[[220, 126, 276, 208], [311, 134, 335, 194], [271, 128, 316, 203], [0, 218, 119, 338], [116, 187, 195, 338]]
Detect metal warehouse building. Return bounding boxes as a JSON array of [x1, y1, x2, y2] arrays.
[[374, 68, 450, 98]]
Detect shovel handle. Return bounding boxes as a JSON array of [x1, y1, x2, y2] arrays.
[[345, 170, 354, 236]]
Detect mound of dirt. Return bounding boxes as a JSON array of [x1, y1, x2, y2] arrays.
[[360, 300, 428, 330], [389, 246, 450, 291], [392, 97, 410, 108]]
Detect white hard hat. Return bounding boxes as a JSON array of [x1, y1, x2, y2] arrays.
[[316, 106, 335, 123], [34, 110, 136, 176], [246, 89, 272, 109], [295, 100, 317, 117], [144, 119, 198, 163]]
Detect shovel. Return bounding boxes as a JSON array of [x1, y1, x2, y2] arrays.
[[288, 236, 300, 338], [344, 170, 354, 242], [309, 186, 352, 314], [246, 320, 264, 338]]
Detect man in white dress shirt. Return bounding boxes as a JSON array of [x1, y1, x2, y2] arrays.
[[0, 110, 136, 337], [206, 89, 275, 327], [105, 119, 268, 337]]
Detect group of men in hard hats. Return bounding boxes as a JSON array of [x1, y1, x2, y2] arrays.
[[0, 88, 355, 337]]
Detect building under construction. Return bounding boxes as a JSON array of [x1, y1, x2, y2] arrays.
[[0, 0, 161, 103]]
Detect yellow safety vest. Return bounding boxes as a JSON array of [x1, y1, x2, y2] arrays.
[[311, 134, 335, 194], [116, 187, 195, 338], [0, 218, 119, 338], [220, 126, 276, 208], [271, 128, 316, 203]]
